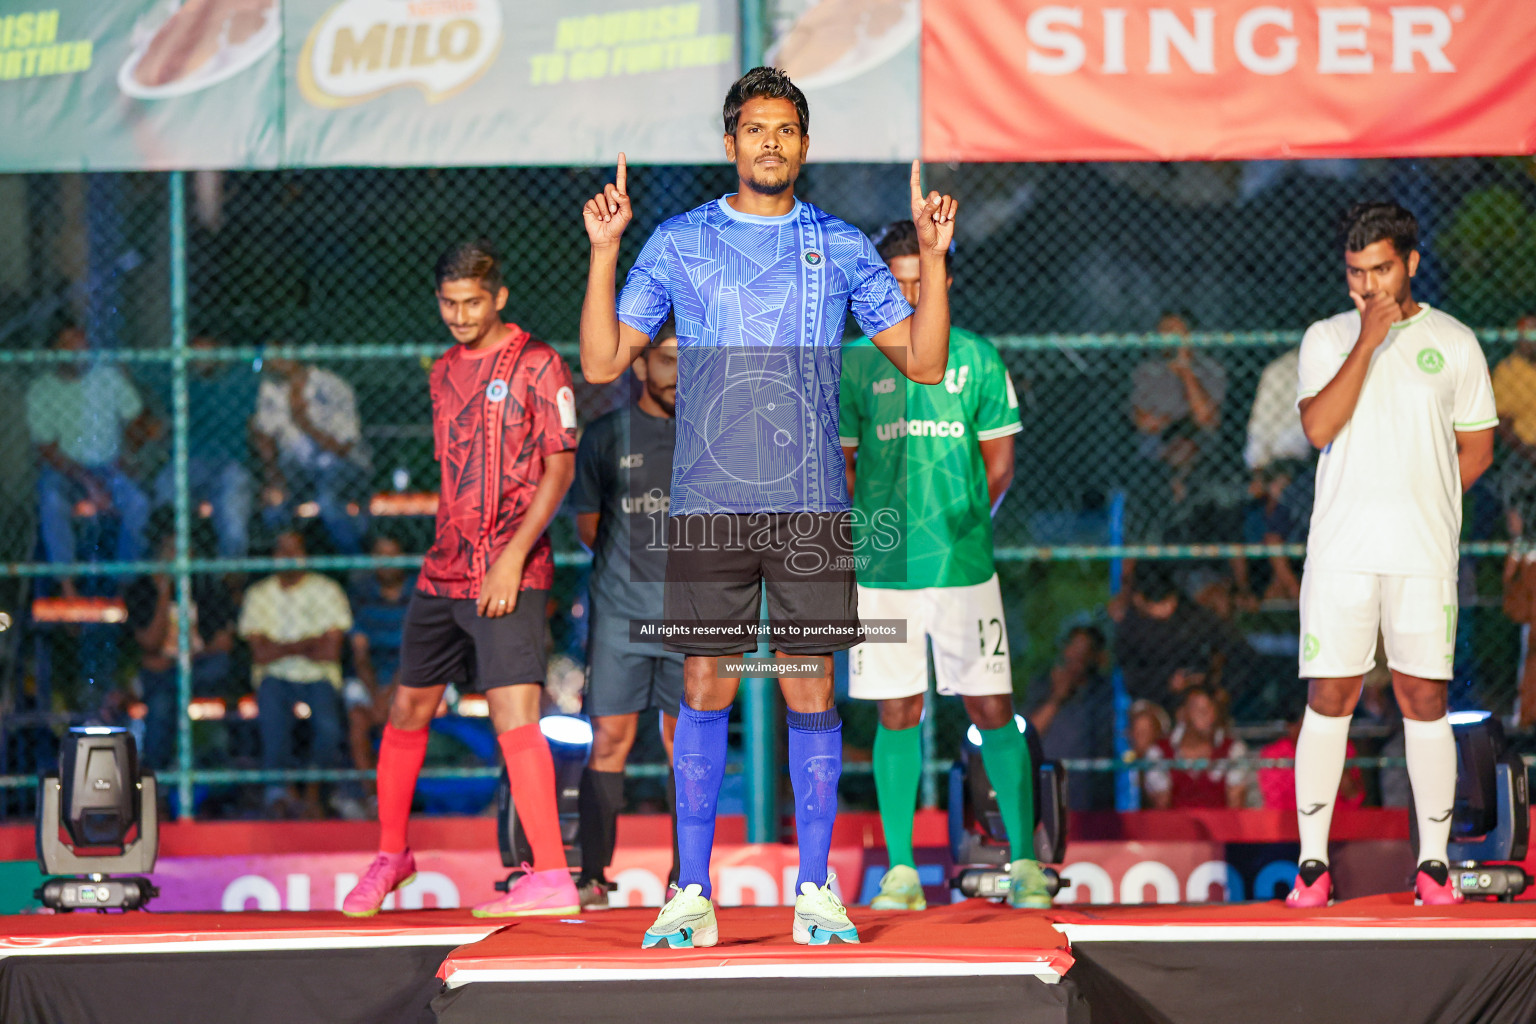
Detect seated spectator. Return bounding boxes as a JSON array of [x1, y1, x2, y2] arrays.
[[1492, 314, 1536, 538], [1026, 625, 1115, 811], [1110, 563, 1261, 705], [1144, 686, 1249, 810], [254, 356, 369, 553], [338, 535, 415, 817], [26, 322, 156, 594], [1258, 693, 1365, 811], [1124, 699, 1171, 809], [238, 530, 354, 817], [124, 521, 238, 770], [154, 333, 258, 557]]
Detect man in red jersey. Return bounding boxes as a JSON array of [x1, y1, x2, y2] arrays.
[[343, 239, 579, 917]]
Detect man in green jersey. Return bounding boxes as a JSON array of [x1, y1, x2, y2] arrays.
[[840, 221, 1049, 910]]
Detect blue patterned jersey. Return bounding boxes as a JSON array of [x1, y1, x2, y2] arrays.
[[617, 197, 912, 514]]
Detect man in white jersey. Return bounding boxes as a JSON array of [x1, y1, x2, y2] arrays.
[[1287, 203, 1495, 908]]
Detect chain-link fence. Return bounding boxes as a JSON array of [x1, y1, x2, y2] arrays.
[[3, 156, 1535, 821]]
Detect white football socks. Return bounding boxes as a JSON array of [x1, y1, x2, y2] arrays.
[[1403, 715, 1457, 867], [1294, 707, 1352, 866]]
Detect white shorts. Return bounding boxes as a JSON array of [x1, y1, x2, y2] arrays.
[[1298, 567, 1457, 681], [849, 574, 1013, 700]]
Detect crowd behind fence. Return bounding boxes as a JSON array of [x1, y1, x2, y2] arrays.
[[2, 156, 1535, 823]]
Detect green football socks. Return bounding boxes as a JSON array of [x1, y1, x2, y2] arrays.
[[873, 723, 922, 868], [978, 722, 1035, 862]]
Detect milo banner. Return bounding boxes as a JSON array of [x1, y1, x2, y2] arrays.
[[765, 0, 919, 161], [0, 0, 739, 171]]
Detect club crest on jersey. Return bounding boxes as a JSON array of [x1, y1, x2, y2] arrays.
[[944, 366, 969, 393], [485, 378, 509, 402], [1417, 348, 1445, 374], [803, 250, 823, 267]]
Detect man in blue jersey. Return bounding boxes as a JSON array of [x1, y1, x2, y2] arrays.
[[579, 67, 957, 949]]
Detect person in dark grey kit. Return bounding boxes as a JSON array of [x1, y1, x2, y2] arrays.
[[572, 320, 683, 909]]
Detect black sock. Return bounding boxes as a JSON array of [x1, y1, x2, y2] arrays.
[[1298, 859, 1329, 886], [577, 769, 625, 883], [665, 772, 680, 887]]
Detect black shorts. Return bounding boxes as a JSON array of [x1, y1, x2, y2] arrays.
[[398, 591, 548, 692], [662, 512, 859, 657], [583, 612, 685, 717]]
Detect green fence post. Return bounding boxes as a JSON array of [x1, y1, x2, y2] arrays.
[[742, 588, 777, 844], [739, 0, 765, 70], [737, 0, 775, 845], [168, 170, 194, 820]]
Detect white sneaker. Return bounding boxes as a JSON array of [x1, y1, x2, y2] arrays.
[[793, 874, 860, 945], [641, 883, 718, 949]]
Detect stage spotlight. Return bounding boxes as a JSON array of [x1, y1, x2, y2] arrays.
[[1408, 711, 1530, 901], [35, 726, 159, 911], [949, 715, 1070, 901], [494, 715, 591, 889]]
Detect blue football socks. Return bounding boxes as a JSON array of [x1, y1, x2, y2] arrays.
[[672, 704, 731, 899], [787, 708, 843, 893]]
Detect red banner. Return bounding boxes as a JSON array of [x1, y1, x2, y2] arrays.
[[923, 0, 1536, 161]]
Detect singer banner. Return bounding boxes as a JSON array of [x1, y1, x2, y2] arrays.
[[923, 0, 1536, 162]]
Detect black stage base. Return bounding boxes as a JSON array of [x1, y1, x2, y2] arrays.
[[434, 976, 1089, 1024], [1053, 894, 1536, 1024], [0, 910, 498, 1024]]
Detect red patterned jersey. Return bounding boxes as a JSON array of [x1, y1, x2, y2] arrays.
[[418, 324, 578, 599]]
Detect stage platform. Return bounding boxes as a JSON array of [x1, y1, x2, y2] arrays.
[[2, 896, 1534, 1023], [432, 903, 1081, 1024], [1053, 895, 1536, 1024], [0, 909, 498, 1024]]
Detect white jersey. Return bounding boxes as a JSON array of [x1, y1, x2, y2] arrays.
[[1298, 304, 1496, 580]]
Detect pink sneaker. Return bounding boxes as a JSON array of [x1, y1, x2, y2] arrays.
[[1285, 861, 1332, 909], [472, 867, 581, 918], [342, 850, 417, 917], [1414, 862, 1464, 906]]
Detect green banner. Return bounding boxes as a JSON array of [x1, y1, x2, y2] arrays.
[[0, 1, 283, 170], [0, 0, 739, 171]]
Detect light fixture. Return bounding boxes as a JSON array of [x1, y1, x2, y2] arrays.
[[35, 727, 159, 911], [1417, 712, 1532, 901], [949, 714, 1070, 901]]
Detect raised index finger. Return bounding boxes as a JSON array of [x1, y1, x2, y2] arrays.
[[909, 159, 921, 202], [616, 152, 627, 195]]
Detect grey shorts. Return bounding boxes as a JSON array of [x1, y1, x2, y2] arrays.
[[583, 612, 685, 717]]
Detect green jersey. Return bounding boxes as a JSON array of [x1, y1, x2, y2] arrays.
[[839, 327, 1022, 589]]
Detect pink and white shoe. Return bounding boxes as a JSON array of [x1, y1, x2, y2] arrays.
[[472, 866, 581, 918], [1414, 862, 1464, 906], [342, 849, 417, 917], [1285, 860, 1332, 909]]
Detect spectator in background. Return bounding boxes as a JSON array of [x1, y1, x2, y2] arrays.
[[1124, 699, 1171, 809], [1259, 691, 1364, 811], [26, 322, 155, 593], [341, 534, 416, 816], [1026, 626, 1115, 811], [254, 356, 369, 553], [1243, 347, 1315, 600], [155, 333, 258, 557], [1492, 314, 1536, 538], [124, 520, 237, 770], [239, 530, 354, 817], [1144, 686, 1250, 810], [1124, 312, 1241, 598], [1110, 562, 1260, 705]]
